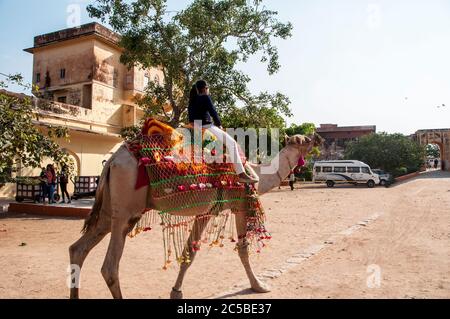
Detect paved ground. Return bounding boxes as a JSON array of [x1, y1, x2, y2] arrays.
[[0, 170, 449, 299]]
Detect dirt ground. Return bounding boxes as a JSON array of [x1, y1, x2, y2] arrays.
[[0, 170, 449, 299]]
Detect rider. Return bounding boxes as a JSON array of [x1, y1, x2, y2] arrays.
[[188, 80, 259, 184]]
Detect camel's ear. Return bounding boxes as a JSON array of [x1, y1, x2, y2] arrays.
[[305, 136, 312, 144], [284, 134, 289, 145]]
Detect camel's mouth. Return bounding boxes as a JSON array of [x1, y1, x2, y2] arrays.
[[311, 132, 324, 147]]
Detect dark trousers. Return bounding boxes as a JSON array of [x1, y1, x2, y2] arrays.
[[289, 181, 295, 191], [48, 184, 55, 203], [40, 183, 47, 201], [60, 183, 70, 202]]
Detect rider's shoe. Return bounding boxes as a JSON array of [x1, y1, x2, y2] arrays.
[[238, 172, 259, 184]]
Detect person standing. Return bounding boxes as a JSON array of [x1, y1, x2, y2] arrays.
[[45, 164, 57, 204], [39, 167, 47, 202], [59, 166, 71, 204], [289, 171, 296, 191]]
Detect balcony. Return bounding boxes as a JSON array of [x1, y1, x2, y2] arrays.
[[33, 97, 122, 136]]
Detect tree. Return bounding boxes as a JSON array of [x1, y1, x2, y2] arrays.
[[344, 132, 425, 176], [0, 74, 73, 182], [426, 144, 440, 158], [285, 122, 316, 136], [87, 0, 293, 127]]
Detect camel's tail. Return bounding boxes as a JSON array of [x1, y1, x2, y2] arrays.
[[81, 156, 112, 234]]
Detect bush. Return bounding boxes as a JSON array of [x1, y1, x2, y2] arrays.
[[392, 167, 408, 177], [295, 165, 313, 181], [344, 132, 425, 175]]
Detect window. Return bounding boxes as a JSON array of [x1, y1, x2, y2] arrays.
[[347, 167, 360, 173], [361, 167, 370, 174], [126, 74, 132, 85], [57, 96, 67, 104], [322, 167, 332, 173], [60, 68, 66, 79], [36, 73, 41, 83], [143, 75, 150, 88], [333, 167, 346, 173], [315, 167, 321, 173]]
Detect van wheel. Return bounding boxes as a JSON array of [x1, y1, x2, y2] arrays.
[[367, 180, 375, 188], [326, 181, 335, 188], [380, 180, 386, 186]]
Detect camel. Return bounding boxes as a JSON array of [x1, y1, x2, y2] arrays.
[[69, 133, 318, 299]]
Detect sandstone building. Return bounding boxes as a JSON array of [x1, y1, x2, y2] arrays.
[[1, 22, 163, 197]]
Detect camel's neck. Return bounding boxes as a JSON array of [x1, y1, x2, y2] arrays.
[[253, 146, 303, 195]]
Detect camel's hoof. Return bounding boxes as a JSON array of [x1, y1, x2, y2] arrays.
[[70, 288, 79, 299], [170, 288, 183, 299], [251, 280, 271, 293]]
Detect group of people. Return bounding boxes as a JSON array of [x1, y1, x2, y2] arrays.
[[39, 164, 71, 204]]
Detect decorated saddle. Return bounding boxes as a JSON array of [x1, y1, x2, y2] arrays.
[[127, 118, 270, 269]]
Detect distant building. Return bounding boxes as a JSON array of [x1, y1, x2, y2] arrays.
[[316, 124, 376, 160], [1, 22, 164, 198], [413, 129, 450, 171]]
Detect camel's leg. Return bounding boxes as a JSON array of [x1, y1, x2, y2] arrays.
[[100, 216, 133, 299], [235, 212, 270, 293], [171, 217, 211, 299], [69, 214, 111, 299]]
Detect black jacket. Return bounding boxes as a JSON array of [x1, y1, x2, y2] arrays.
[[188, 95, 221, 127]]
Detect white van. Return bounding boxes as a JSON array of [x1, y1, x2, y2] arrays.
[[313, 160, 380, 188]]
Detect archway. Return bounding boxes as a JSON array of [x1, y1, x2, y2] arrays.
[[425, 143, 443, 170], [61, 148, 80, 194], [414, 129, 450, 172]]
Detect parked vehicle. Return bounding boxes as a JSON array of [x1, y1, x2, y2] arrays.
[[372, 169, 392, 186], [71, 176, 99, 200], [313, 160, 380, 188], [15, 177, 60, 203]]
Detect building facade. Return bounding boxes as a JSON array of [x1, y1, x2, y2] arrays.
[[1, 23, 163, 198], [316, 124, 376, 160]]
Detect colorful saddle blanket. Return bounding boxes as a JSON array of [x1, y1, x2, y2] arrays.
[[129, 118, 248, 211], [127, 118, 270, 269]]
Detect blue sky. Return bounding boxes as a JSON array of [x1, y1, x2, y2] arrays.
[[1, 0, 449, 134]]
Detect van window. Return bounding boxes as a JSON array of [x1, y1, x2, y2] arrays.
[[315, 167, 321, 173], [361, 167, 370, 174], [322, 167, 332, 173], [333, 167, 346, 173], [347, 167, 360, 173]]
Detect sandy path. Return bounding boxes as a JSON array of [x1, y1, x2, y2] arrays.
[[221, 171, 450, 299], [0, 171, 449, 298]]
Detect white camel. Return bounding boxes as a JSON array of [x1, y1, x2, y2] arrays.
[[69, 134, 317, 299]]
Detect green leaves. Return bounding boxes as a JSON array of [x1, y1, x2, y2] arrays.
[[87, 0, 293, 127], [344, 132, 426, 176], [0, 76, 73, 181], [426, 144, 440, 158], [285, 123, 316, 136]]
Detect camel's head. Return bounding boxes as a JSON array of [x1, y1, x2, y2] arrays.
[[309, 132, 324, 148], [283, 134, 314, 155]]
